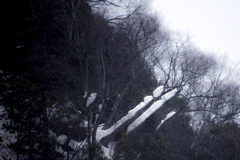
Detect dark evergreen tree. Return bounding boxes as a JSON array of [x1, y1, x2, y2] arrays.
[[140, 134, 177, 160], [0, 0, 66, 159], [113, 133, 138, 160], [193, 122, 240, 160]]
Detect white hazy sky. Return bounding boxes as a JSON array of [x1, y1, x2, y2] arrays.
[[151, 0, 240, 63]]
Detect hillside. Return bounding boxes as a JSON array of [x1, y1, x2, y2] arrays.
[[1, 0, 240, 159]]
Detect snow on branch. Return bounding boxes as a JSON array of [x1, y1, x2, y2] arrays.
[[96, 86, 178, 142], [86, 93, 97, 107], [156, 111, 176, 131], [96, 95, 153, 142], [127, 88, 178, 133], [153, 86, 164, 98]]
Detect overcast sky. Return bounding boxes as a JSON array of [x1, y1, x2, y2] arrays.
[[151, 0, 240, 63]]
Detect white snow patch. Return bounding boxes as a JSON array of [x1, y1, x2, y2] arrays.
[[156, 111, 176, 130], [153, 86, 164, 98], [96, 95, 153, 142], [211, 114, 216, 120], [83, 91, 87, 98], [101, 141, 116, 159], [161, 88, 178, 101], [127, 88, 178, 133], [127, 99, 164, 133], [57, 135, 67, 145], [96, 123, 118, 142], [101, 145, 111, 159], [86, 93, 97, 107], [99, 104, 103, 112], [127, 96, 153, 117]]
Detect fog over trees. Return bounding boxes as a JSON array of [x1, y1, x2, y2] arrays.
[[1, 0, 240, 159]]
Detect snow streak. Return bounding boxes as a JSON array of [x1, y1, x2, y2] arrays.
[[156, 111, 176, 130], [127, 88, 178, 133], [96, 95, 153, 142], [96, 86, 178, 142], [86, 93, 97, 107]]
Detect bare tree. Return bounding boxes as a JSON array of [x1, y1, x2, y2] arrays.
[[54, 1, 240, 158], [150, 31, 240, 131]]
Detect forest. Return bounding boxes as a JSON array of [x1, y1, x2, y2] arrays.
[[1, 0, 240, 159]]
